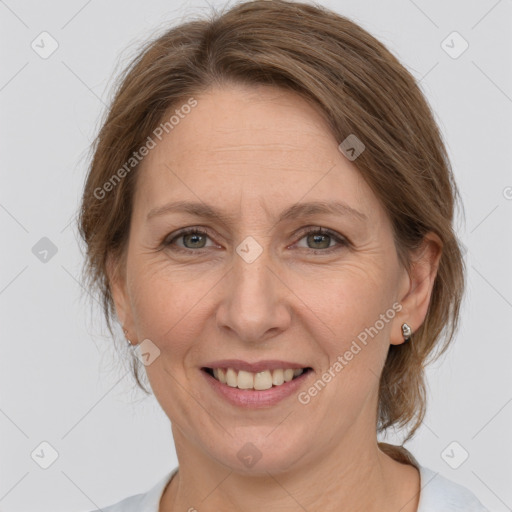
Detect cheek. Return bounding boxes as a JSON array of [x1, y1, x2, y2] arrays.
[[127, 261, 208, 357], [127, 267, 210, 420], [295, 259, 395, 348], [294, 261, 395, 414]]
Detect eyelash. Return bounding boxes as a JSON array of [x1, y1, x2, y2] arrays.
[[162, 226, 349, 255]]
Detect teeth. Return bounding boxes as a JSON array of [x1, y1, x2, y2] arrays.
[[283, 369, 294, 382], [254, 370, 272, 390], [210, 367, 306, 390], [226, 368, 238, 388], [272, 369, 284, 386], [237, 370, 254, 389]]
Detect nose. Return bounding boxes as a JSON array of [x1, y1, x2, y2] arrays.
[[215, 246, 292, 345]]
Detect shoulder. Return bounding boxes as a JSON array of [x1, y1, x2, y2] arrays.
[[85, 468, 177, 512], [91, 492, 147, 512], [417, 465, 489, 512], [379, 444, 488, 511], [83, 462, 489, 512]]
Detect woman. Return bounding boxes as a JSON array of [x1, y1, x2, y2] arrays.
[[79, 1, 488, 510]]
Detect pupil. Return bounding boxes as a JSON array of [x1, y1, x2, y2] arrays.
[[310, 233, 329, 249], [185, 233, 205, 248]]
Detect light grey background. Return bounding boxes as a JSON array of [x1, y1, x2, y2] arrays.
[[1, 0, 511, 511]]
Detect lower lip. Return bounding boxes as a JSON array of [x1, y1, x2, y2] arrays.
[[201, 369, 312, 408]]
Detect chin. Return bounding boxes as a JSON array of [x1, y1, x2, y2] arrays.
[[209, 428, 309, 475]]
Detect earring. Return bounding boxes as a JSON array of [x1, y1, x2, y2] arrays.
[[123, 327, 133, 346], [401, 323, 412, 342]]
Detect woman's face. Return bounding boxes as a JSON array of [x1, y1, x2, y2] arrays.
[[111, 83, 431, 473]]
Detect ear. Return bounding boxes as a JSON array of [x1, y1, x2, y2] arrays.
[[390, 232, 443, 346], [106, 251, 135, 342]]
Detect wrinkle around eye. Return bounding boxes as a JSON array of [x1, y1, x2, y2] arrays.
[[142, 215, 374, 256]]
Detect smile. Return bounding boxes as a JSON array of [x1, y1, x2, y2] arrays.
[[203, 367, 313, 391], [200, 359, 314, 408]]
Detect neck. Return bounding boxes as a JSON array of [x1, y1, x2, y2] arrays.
[[160, 425, 420, 512]]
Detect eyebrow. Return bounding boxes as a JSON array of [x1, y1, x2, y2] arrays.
[[146, 199, 368, 224]]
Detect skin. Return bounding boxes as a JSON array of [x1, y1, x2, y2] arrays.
[[109, 82, 442, 512]]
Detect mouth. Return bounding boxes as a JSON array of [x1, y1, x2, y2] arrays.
[[201, 366, 313, 391]]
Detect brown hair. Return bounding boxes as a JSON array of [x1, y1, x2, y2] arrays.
[[78, 0, 465, 449]]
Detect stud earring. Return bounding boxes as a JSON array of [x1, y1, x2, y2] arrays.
[[123, 327, 133, 346], [401, 323, 412, 342]]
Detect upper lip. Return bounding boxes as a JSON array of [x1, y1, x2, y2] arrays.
[[202, 359, 310, 373]]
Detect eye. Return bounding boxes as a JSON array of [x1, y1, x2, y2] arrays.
[[293, 227, 349, 254], [163, 227, 216, 252], [162, 226, 348, 255]]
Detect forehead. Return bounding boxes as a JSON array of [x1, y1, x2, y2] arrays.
[[133, 83, 380, 223]]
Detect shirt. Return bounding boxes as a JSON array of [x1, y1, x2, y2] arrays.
[[89, 463, 488, 512]]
